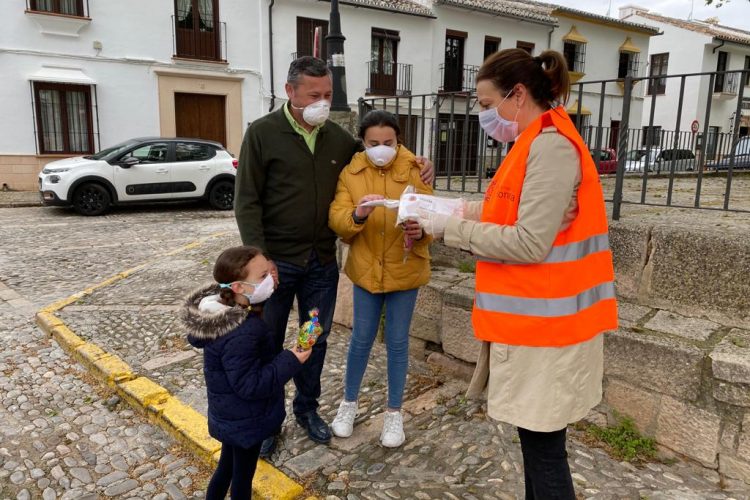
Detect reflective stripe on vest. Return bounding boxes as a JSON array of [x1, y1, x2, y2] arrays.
[[476, 233, 610, 265], [475, 281, 616, 318]]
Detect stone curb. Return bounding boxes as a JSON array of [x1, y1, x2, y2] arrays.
[[34, 233, 307, 500]]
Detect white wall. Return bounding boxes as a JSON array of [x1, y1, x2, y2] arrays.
[[269, 0, 435, 109], [0, 0, 263, 155], [552, 16, 653, 138], [631, 14, 750, 135]]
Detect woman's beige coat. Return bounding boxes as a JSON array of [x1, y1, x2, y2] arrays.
[[447, 127, 604, 432]]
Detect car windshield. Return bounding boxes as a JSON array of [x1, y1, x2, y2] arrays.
[[83, 140, 142, 161], [626, 150, 646, 161]]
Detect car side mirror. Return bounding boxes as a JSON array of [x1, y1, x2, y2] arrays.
[[119, 157, 140, 168]]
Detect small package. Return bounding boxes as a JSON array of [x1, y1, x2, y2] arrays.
[[297, 308, 323, 351], [396, 190, 464, 226]]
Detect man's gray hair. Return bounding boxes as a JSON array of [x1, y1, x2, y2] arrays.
[[287, 56, 332, 86]]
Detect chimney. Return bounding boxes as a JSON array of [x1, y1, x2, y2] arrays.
[[619, 5, 648, 20]]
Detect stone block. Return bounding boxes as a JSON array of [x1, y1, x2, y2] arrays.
[[721, 422, 739, 452], [739, 414, 750, 463], [713, 382, 750, 407], [408, 337, 426, 360], [440, 305, 480, 363], [608, 221, 650, 300], [402, 379, 466, 415], [409, 314, 440, 344], [443, 283, 474, 310], [710, 329, 750, 384], [425, 352, 475, 382], [430, 241, 471, 268], [414, 280, 451, 320], [284, 446, 339, 478], [332, 273, 353, 329], [647, 225, 750, 314], [617, 301, 652, 328], [604, 328, 704, 400], [644, 310, 720, 342], [331, 413, 383, 452], [604, 379, 660, 435], [655, 396, 721, 467], [719, 455, 750, 484]]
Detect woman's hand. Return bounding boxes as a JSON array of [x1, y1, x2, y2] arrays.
[[355, 194, 385, 219], [402, 219, 423, 241]]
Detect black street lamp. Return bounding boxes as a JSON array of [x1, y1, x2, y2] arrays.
[[326, 0, 350, 112]]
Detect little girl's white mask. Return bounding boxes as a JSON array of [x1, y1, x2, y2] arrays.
[[241, 274, 275, 304], [366, 145, 397, 168]]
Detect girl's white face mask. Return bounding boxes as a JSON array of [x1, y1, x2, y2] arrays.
[[365, 145, 397, 167], [240, 274, 275, 304], [478, 90, 519, 143]]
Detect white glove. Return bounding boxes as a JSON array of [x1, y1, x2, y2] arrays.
[[418, 212, 450, 239]]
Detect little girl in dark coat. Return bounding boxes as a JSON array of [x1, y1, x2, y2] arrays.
[[182, 246, 310, 499]]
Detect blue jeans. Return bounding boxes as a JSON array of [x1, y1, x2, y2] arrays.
[[344, 285, 418, 409], [263, 251, 339, 416]]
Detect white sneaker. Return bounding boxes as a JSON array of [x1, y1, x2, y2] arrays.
[[380, 411, 405, 448], [331, 400, 358, 438]]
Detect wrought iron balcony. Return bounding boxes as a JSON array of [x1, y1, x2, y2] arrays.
[[439, 63, 479, 93], [366, 61, 413, 97], [172, 15, 227, 62]]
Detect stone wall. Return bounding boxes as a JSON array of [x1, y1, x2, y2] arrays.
[[334, 221, 750, 484]]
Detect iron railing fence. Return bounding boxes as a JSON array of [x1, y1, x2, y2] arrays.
[[172, 15, 227, 62], [359, 69, 750, 219], [366, 61, 413, 97], [439, 63, 479, 93]]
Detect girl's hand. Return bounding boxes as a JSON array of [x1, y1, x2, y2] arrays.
[[291, 348, 312, 364], [355, 194, 385, 219], [402, 219, 423, 241]]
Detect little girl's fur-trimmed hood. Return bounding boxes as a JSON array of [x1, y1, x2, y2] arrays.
[[181, 284, 249, 346]]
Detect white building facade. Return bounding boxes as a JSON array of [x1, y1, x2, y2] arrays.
[[621, 6, 750, 156], [1, 0, 659, 190], [0, 0, 265, 190]]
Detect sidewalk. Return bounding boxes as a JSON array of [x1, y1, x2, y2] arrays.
[[0, 190, 41, 208], [53, 230, 749, 499]]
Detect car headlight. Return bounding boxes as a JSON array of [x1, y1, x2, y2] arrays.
[[42, 167, 71, 174]]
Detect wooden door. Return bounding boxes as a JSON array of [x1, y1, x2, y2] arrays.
[[444, 32, 465, 92], [175, 93, 226, 146]]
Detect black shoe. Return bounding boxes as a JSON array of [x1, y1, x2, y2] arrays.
[[295, 411, 332, 444], [259, 435, 277, 459]]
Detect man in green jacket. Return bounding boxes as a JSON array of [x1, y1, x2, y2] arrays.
[[235, 57, 433, 456]]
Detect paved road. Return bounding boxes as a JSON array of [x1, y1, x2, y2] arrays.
[[1, 204, 748, 499]]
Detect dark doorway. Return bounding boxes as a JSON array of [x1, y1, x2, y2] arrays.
[[175, 93, 227, 146], [437, 113, 479, 176], [443, 31, 466, 92], [609, 120, 621, 150]]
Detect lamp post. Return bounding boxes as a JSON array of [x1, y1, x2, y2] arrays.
[[326, 0, 350, 111]]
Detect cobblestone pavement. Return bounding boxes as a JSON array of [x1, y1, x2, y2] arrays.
[[0, 205, 232, 500], [4, 205, 747, 499]]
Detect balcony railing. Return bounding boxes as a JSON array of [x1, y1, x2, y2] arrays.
[[439, 63, 479, 93], [172, 15, 227, 62], [366, 61, 413, 97], [714, 71, 740, 96]]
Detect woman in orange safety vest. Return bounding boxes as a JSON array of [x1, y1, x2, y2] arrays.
[[418, 48, 618, 498]]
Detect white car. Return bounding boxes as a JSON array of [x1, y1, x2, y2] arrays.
[[625, 147, 697, 173], [39, 137, 237, 215]]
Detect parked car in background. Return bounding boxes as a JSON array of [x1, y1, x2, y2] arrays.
[[625, 147, 696, 173], [710, 136, 750, 171], [38, 137, 237, 216], [590, 148, 618, 174]]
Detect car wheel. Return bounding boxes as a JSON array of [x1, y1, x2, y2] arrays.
[[208, 180, 234, 210], [72, 183, 111, 216]]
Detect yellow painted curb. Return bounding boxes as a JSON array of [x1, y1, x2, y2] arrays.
[[35, 232, 308, 499]]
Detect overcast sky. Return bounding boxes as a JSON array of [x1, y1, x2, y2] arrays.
[[548, 0, 750, 31]]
